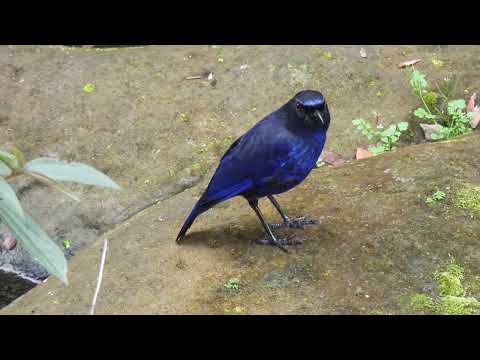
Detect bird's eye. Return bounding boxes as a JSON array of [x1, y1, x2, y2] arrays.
[[296, 103, 304, 111]]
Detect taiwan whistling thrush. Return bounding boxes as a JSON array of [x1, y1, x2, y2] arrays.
[[176, 90, 331, 252]]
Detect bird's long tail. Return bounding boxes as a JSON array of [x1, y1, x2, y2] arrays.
[[176, 201, 210, 243], [176, 178, 253, 243]]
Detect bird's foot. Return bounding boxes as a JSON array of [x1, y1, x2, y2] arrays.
[[255, 234, 304, 252], [270, 216, 320, 230]]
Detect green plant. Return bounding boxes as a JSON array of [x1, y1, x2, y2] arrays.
[[408, 69, 475, 140], [224, 278, 240, 291], [83, 83, 96, 93], [425, 190, 446, 204], [430, 100, 473, 140], [0, 146, 120, 285], [352, 118, 409, 154], [409, 259, 480, 315]]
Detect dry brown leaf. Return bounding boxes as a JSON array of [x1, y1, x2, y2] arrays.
[[398, 59, 422, 69], [321, 151, 346, 166], [356, 147, 374, 160], [467, 93, 477, 112]]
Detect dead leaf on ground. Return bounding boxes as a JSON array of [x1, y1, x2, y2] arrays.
[[321, 151, 346, 166], [356, 148, 374, 160], [467, 93, 480, 128], [398, 59, 422, 69]]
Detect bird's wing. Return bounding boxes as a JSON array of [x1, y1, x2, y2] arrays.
[[202, 114, 292, 200]]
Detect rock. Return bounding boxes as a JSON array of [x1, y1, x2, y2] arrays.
[[420, 123, 443, 141]]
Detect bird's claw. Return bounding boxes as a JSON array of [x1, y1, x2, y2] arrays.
[[255, 234, 304, 252], [270, 216, 320, 230]]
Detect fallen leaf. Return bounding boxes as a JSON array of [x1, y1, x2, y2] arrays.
[[356, 147, 374, 160], [360, 48, 367, 58], [467, 93, 477, 112], [184, 75, 203, 80], [398, 59, 422, 68], [419, 123, 443, 141], [321, 151, 346, 166]]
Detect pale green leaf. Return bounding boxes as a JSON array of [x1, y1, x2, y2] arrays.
[[0, 150, 19, 171], [0, 206, 67, 284], [370, 145, 386, 154], [0, 176, 24, 219], [447, 99, 466, 115], [397, 122, 409, 131], [25, 158, 121, 190], [0, 160, 12, 177], [414, 108, 435, 119]]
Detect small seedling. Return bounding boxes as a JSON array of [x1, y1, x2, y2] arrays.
[[352, 118, 409, 155], [426, 190, 446, 204], [407, 68, 475, 139], [225, 278, 240, 291], [83, 83, 96, 93], [323, 51, 332, 60], [63, 239, 71, 249]]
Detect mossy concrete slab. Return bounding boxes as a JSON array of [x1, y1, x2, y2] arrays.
[[2, 133, 479, 314], [2, 45, 480, 281]]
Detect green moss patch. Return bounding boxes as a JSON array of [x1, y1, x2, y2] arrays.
[[409, 260, 480, 315], [454, 184, 480, 212]]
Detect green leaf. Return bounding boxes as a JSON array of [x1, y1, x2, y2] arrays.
[[433, 191, 446, 201], [410, 69, 428, 92], [0, 160, 12, 177], [352, 118, 364, 126], [0, 205, 68, 284], [24, 158, 121, 190], [447, 100, 466, 115], [0, 176, 25, 219], [0, 150, 20, 172], [83, 83, 96, 93], [397, 122, 409, 131], [414, 108, 435, 120], [382, 125, 397, 137], [370, 145, 386, 154]]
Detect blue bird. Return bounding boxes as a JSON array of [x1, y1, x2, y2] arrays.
[[176, 90, 331, 252]]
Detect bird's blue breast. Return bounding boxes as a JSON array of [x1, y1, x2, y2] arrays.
[[249, 130, 325, 197]]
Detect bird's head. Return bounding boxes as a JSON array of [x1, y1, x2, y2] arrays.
[[290, 90, 330, 131]]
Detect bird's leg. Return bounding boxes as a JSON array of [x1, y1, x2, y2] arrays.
[[247, 199, 303, 252], [267, 195, 320, 229]]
